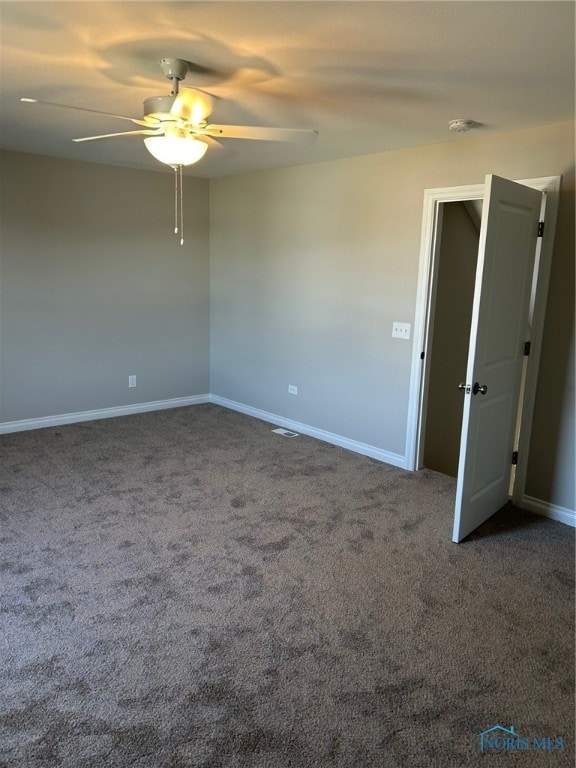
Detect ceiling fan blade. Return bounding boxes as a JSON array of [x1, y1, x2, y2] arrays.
[[170, 88, 214, 124], [73, 128, 163, 143], [20, 98, 155, 127], [202, 124, 318, 142]]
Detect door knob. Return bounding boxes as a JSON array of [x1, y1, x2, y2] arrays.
[[458, 382, 468, 392], [473, 382, 488, 395]]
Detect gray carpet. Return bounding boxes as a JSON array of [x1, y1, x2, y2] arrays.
[[0, 404, 573, 767]]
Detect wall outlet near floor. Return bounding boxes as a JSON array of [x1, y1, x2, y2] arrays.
[[288, 384, 298, 395], [392, 322, 411, 340], [128, 375, 137, 388]]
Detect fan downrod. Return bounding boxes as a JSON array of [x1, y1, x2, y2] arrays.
[[160, 58, 190, 94]]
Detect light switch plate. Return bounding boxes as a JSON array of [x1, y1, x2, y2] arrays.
[[392, 322, 411, 340]]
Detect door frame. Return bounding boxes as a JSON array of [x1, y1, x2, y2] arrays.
[[405, 175, 561, 509]]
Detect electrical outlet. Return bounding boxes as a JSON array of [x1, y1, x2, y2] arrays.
[[288, 385, 298, 395], [128, 375, 137, 388], [392, 322, 411, 340]]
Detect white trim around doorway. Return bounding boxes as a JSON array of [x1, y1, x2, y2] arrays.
[[405, 175, 561, 511]]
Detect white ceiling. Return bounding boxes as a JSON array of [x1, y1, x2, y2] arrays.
[[0, 1, 574, 178]]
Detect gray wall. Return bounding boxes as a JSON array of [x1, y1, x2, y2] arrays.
[[424, 202, 479, 477], [0, 151, 210, 421], [210, 120, 575, 510], [1, 122, 574, 512], [526, 161, 575, 507]]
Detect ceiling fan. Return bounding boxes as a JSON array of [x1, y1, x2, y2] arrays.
[[21, 58, 318, 243], [21, 57, 318, 164]]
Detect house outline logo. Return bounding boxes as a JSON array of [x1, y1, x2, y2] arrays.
[[477, 724, 567, 752], [477, 725, 517, 752]]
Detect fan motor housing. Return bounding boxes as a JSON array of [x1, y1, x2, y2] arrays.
[[144, 95, 177, 122]]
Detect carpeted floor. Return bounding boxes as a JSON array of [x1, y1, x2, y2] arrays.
[[0, 404, 574, 767]]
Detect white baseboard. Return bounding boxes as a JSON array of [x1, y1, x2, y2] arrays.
[[210, 394, 407, 469], [522, 495, 576, 528], [3, 397, 573, 527], [0, 394, 211, 434]]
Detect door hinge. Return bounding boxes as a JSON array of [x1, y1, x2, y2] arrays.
[[420, 351, 425, 360], [524, 341, 531, 356], [538, 221, 545, 237], [512, 451, 519, 465]]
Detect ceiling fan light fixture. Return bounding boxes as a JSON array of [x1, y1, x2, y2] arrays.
[[143, 135, 208, 166]]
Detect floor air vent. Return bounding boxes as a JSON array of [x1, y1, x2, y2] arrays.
[[272, 428, 299, 437]]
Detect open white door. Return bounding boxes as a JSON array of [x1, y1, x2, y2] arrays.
[[452, 175, 543, 542]]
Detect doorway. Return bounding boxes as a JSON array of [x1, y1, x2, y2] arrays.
[[422, 201, 480, 477], [405, 175, 561, 532]]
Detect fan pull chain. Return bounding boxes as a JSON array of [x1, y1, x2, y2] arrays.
[[174, 166, 179, 235], [179, 164, 184, 246], [172, 165, 185, 245]]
